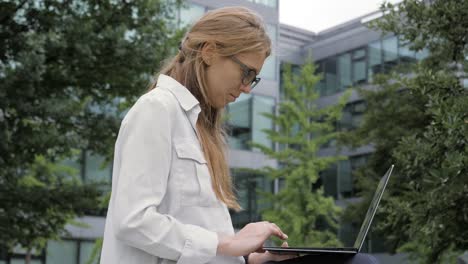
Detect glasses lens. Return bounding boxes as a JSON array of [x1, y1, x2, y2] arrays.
[[243, 71, 257, 85], [251, 78, 260, 89]]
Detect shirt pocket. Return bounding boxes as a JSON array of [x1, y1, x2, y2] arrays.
[[174, 140, 219, 207]]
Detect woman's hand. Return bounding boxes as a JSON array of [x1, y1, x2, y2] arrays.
[[248, 241, 298, 264], [217, 221, 288, 257]]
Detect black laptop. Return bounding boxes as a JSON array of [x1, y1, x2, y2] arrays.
[[263, 165, 394, 256]]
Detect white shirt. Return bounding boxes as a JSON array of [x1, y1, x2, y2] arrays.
[[100, 74, 245, 264]]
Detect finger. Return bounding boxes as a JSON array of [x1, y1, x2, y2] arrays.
[[270, 223, 288, 240], [281, 241, 289, 247], [266, 223, 283, 239], [274, 254, 298, 262], [255, 248, 266, 253]]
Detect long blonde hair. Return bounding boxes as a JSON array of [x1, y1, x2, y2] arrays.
[[149, 6, 271, 211]]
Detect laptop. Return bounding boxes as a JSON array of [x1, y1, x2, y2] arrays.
[[263, 164, 394, 256]]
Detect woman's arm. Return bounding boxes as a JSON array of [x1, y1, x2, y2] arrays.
[[112, 95, 218, 264]]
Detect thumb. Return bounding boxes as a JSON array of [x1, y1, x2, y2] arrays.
[[281, 241, 289, 247]]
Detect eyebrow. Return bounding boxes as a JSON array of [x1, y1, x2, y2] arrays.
[[246, 63, 260, 75], [232, 56, 260, 75]]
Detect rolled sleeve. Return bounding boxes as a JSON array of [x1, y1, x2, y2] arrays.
[[111, 93, 218, 263]]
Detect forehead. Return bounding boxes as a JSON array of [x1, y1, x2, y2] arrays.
[[236, 51, 267, 74]]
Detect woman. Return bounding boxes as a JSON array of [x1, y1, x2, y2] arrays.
[[100, 6, 292, 264], [100, 6, 378, 264]]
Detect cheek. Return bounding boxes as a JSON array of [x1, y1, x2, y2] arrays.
[[209, 63, 239, 91]]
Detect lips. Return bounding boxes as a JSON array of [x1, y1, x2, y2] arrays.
[[229, 94, 238, 101]]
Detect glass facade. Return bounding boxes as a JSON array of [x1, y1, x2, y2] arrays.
[[317, 36, 429, 96], [46, 241, 78, 264], [79, 241, 98, 264], [230, 170, 273, 228], [61, 150, 111, 186], [320, 155, 369, 199], [338, 100, 366, 132], [226, 94, 275, 151], [83, 151, 111, 184], [46, 240, 98, 264], [259, 24, 278, 80], [251, 96, 276, 149], [227, 93, 252, 150]]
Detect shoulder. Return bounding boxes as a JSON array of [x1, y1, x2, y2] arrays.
[[122, 87, 179, 125]]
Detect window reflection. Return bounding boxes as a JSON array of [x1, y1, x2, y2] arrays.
[[226, 94, 275, 151], [230, 170, 273, 228], [259, 24, 278, 80], [227, 94, 252, 150]]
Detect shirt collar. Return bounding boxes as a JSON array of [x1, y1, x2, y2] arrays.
[[157, 74, 200, 112]]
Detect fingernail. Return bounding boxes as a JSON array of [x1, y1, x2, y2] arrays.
[[283, 234, 288, 239]]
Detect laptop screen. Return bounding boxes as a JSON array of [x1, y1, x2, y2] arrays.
[[354, 165, 394, 251]]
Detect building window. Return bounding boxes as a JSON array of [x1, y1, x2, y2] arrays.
[[46, 239, 98, 264], [324, 57, 338, 95], [338, 53, 352, 90], [259, 24, 278, 80], [337, 160, 352, 199], [178, 3, 205, 28], [227, 93, 252, 150], [367, 40, 383, 81], [251, 96, 275, 150], [352, 49, 367, 85], [320, 164, 338, 198], [318, 49, 367, 96], [10, 260, 42, 264], [230, 170, 273, 228], [79, 241, 98, 264], [226, 94, 275, 151], [339, 101, 366, 132], [46, 240, 78, 264], [83, 150, 111, 185], [318, 154, 369, 199], [382, 36, 398, 73], [398, 37, 417, 64]]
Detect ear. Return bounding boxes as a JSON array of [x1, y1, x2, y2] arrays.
[[201, 42, 216, 66]]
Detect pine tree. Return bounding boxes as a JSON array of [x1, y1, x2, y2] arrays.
[[251, 59, 350, 246]]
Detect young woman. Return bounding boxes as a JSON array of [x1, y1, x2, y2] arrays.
[[100, 6, 379, 264], [100, 6, 293, 264]]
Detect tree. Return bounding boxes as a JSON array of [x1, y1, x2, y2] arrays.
[[0, 0, 182, 261], [341, 1, 468, 263], [252, 59, 350, 247], [0, 155, 102, 263]]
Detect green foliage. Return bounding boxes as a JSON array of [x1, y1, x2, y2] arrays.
[[0, 0, 182, 258], [0, 155, 102, 252], [342, 1, 468, 262], [0, 0, 182, 168], [251, 58, 350, 247], [372, 0, 468, 68]]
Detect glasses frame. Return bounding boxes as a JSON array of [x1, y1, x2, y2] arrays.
[[230, 56, 261, 89]]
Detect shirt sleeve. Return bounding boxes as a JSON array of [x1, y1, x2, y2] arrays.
[[111, 94, 218, 264]]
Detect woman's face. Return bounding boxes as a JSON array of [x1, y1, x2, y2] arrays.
[[204, 49, 267, 109]]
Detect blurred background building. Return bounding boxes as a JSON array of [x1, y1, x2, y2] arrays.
[[2, 0, 435, 263]]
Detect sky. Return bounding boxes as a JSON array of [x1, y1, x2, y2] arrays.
[[279, 0, 401, 33]]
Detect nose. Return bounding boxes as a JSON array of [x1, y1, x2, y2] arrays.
[[240, 83, 252, 94]]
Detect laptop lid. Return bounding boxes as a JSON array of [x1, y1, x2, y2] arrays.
[[354, 165, 394, 252]]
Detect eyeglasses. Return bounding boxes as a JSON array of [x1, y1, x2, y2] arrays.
[[230, 56, 261, 89]]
